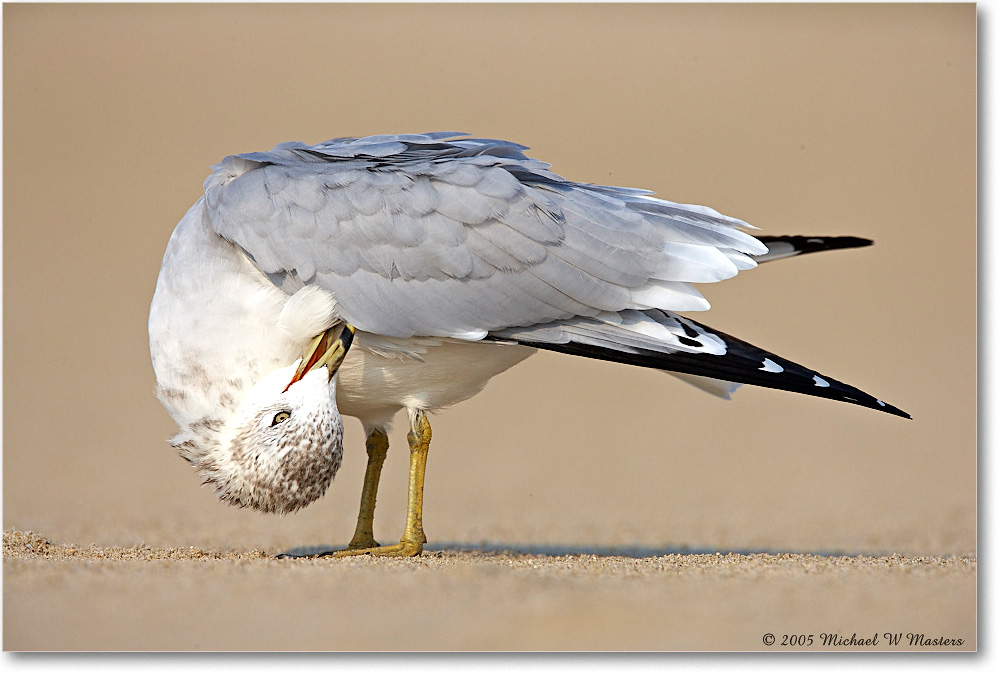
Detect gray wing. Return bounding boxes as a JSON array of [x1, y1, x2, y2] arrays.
[[204, 133, 767, 339]]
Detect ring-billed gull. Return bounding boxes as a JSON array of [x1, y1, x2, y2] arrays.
[[148, 132, 908, 557]]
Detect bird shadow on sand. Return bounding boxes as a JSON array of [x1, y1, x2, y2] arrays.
[[428, 541, 898, 559], [279, 541, 895, 559]]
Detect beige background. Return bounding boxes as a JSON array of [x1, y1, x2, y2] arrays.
[[3, 3, 976, 651]]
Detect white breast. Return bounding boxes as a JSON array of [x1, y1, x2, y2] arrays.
[[334, 335, 536, 428], [149, 199, 302, 430]]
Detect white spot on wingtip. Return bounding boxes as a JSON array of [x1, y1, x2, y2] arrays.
[[760, 358, 784, 373], [813, 375, 830, 388]]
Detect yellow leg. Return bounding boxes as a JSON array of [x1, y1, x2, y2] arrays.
[[346, 428, 389, 550], [331, 411, 431, 558], [402, 411, 431, 548]]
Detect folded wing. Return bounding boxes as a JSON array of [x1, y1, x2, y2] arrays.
[[204, 133, 766, 339]]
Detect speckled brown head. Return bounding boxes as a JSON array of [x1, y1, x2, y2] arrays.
[[186, 326, 354, 514]]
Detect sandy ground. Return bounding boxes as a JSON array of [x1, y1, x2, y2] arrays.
[[2, 530, 976, 651], [2, 3, 977, 652]]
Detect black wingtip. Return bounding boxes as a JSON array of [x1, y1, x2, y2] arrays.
[[874, 401, 911, 420], [837, 391, 910, 419], [510, 314, 909, 420], [756, 235, 874, 255]]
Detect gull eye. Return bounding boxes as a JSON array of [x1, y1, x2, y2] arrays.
[[271, 411, 291, 426]]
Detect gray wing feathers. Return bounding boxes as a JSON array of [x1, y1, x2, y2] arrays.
[[205, 133, 767, 338]]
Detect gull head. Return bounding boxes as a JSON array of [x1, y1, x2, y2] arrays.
[[183, 326, 354, 515]]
